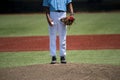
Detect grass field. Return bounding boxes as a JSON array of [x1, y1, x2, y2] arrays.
[[0, 12, 120, 37], [0, 50, 120, 68], [0, 12, 120, 68]]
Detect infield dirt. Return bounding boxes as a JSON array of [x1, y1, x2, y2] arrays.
[[0, 63, 120, 80], [0, 34, 120, 52]]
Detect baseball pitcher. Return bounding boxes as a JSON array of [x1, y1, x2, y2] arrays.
[[43, 0, 74, 64]]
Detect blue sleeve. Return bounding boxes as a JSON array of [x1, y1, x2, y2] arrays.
[[43, 0, 49, 7], [67, 0, 72, 4]]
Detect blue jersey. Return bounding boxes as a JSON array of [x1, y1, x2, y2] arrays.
[[43, 0, 72, 11]]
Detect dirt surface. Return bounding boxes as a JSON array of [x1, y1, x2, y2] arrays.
[[0, 34, 120, 52], [0, 63, 120, 80]]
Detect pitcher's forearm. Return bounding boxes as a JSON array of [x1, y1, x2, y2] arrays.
[[68, 3, 74, 16], [45, 7, 53, 26]]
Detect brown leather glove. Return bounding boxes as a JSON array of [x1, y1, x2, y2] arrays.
[[60, 16, 75, 26]]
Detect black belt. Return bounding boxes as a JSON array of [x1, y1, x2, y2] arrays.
[[55, 10, 65, 12]]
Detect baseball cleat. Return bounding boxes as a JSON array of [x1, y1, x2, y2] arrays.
[[51, 56, 57, 64], [60, 56, 67, 64]]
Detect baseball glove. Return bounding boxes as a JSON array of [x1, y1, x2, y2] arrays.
[[60, 16, 75, 26]]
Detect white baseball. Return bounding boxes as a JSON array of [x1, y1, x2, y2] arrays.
[[51, 21, 54, 25]]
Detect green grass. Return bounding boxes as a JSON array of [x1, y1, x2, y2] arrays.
[[0, 14, 48, 37], [67, 50, 120, 65], [0, 12, 120, 37], [68, 12, 120, 35], [0, 51, 50, 68], [0, 50, 120, 68]]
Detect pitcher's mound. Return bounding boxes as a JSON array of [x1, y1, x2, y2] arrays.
[[0, 63, 120, 80]]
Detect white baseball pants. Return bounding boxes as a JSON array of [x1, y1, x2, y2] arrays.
[[49, 12, 67, 57]]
